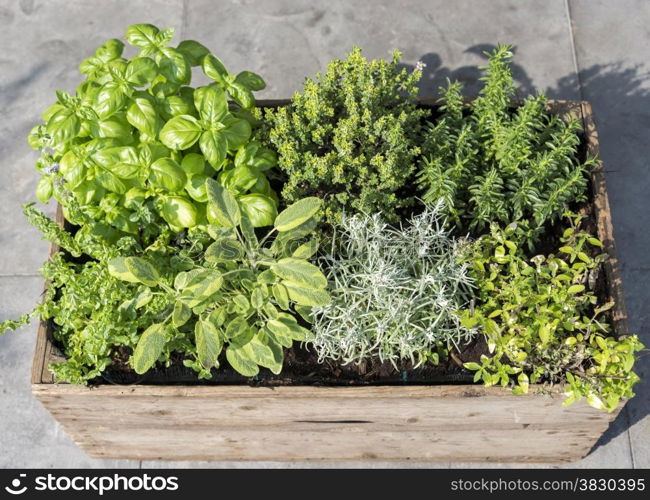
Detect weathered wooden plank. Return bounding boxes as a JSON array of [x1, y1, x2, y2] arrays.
[[32, 384, 613, 462], [582, 101, 629, 337], [31, 204, 64, 384]]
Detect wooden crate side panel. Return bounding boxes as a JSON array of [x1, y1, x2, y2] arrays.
[[582, 102, 629, 336], [32, 385, 614, 462], [31, 204, 64, 384]]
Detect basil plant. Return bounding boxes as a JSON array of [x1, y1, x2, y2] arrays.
[[109, 180, 331, 378], [29, 23, 277, 242]]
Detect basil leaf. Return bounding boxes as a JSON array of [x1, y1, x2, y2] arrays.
[[179, 153, 204, 176], [197, 85, 228, 126], [59, 151, 86, 188], [223, 164, 259, 193], [158, 97, 188, 120], [132, 323, 167, 374], [95, 38, 124, 62], [227, 81, 255, 109], [239, 193, 277, 228], [159, 114, 202, 150], [161, 196, 198, 228], [125, 57, 158, 87], [99, 146, 141, 179], [202, 54, 228, 85], [158, 47, 190, 85], [89, 115, 133, 141], [94, 165, 127, 194], [36, 176, 53, 204], [46, 108, 80, 144], [94, 81, 127, 119], [221, 116, 252, 149], [176, 40, 210, 66], [150, 157, 187, 191], [185, 174, 209, 202], [125, 23, 160, 52], [234, 71, 266, 91], [206, 178, 240, 227], [274, 197, 323, 232], [127, 97, 160, 137], [199, 130, 228, 168]]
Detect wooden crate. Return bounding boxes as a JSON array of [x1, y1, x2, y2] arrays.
[[31, 101, 628, 463]]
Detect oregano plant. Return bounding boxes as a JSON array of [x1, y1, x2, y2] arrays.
[[461, 214, 644, 411]]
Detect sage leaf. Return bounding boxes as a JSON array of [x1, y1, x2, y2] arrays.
[[206, 178, 241, 227], [172, 301, 192, 327], [125, 256, 161, 287], [107, 257, 141, 283], [132, 323, 167, 374], [195, 320, 222, 369], [272, 258, 328, 289], [226, 345, 259, 377], [274, 197, 322, 232], [282, 281, 331, 307]]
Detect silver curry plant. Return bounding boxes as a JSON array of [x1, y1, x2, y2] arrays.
[[309, 202, 477, 367]]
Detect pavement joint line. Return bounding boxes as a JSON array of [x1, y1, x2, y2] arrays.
[[626, 407, 637, 469], [181, 0, 189, 39], [564, 0, 585, 102]]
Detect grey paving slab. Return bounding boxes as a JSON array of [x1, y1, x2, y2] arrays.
[[619, 269, 650, 468], [183, 0, 580, 100], [569, 0, 650, 469], [0, 0, 184, 275], [0, 276, 139, 468]]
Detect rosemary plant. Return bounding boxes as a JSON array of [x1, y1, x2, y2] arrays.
[[418, 44, 591, 241]]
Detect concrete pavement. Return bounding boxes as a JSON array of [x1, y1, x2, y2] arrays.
[[0, 0, 648, 468]]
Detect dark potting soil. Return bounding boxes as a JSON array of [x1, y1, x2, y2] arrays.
[[97, 335, 489, 386]]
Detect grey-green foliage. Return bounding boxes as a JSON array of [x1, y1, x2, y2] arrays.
[[309, 203, 476, 367], [418, 44, 591, 240]]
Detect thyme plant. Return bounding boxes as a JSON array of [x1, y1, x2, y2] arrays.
[[310, 203, 476, 367], [265, 47, 427, 224]]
